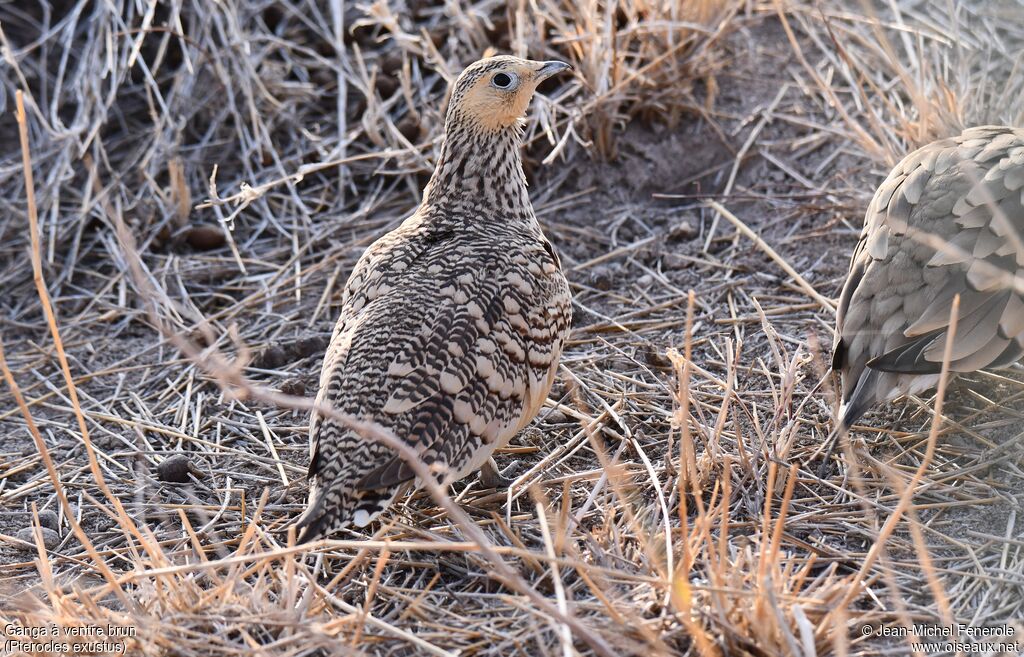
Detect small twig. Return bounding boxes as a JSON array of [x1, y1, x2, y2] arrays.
[[707, 200, 836, 313]]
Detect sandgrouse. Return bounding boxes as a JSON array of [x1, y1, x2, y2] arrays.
[[295, 56, 573, 542], [832, 126, 1024, 434]]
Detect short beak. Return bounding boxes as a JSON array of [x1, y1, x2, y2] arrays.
[[535, 60, 572, 81]]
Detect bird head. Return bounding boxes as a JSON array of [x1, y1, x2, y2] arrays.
[[446, 56, 571, 132]]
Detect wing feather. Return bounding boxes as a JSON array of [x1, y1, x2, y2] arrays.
[[309, 226, 568, 499], [834, 127, 1024, 425]]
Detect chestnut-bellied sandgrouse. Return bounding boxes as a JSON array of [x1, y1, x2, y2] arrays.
[[295, 56, 573, 542], [832, 126, 1024, 435]]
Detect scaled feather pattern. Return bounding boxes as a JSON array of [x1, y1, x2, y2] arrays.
[[295, 56, 573, 542], [833, 126, 1024, 430]]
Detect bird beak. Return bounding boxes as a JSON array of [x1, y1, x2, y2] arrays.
[[535, 60, 571, 81]]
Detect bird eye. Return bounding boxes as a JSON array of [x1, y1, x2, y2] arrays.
[[491, 72, 517, 90]]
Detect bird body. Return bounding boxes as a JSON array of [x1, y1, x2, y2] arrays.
[[295, 56, 572, 541], [833, 126, 1024, 431]]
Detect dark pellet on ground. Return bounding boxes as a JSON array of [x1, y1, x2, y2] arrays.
[[16, 526, 60, 550], [280, 379, 306, 397], [36, 510, 60, 532], [294, 336, 329, 358], [397, 115, 421, 143], [158, 454, 196, 483], [185, 224, 227, 251], [375, 74, 399, 98], [255, 346, 288, 369]]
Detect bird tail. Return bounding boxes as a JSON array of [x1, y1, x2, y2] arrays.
[[294, 481, 399, 544], [835, 386, 875, 436], [813, 371, 878, 475]]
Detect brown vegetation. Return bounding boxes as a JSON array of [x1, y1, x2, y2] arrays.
[[1, 1, 1022, 655]]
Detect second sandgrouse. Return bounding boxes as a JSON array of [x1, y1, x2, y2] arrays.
[[295, 56, 573, 542], [832, 126, 1024, 432]]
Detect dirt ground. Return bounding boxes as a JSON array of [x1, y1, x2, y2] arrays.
[[1, 3, 1023, 656]]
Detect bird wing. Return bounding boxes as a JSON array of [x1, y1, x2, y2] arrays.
[[306, 234, 387, 484], [308, 226, 567, 493], [352, 268, 511, 490], [835, 127, 1024, 396]]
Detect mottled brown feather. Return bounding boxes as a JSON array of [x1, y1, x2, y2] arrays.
[[295, 56, 572, 542]]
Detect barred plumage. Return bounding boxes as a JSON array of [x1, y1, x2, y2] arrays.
[[832, 126, 1024, 432], [295, 56, 572, 542]]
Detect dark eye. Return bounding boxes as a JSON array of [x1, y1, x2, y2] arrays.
[[491, 72, 517, 89]]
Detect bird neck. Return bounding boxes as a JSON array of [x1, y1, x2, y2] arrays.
[[422, 121, 533, 222]]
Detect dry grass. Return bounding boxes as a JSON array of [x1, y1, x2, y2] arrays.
[[783, 0, 1024, 163], [1, 1, 1023, 656]]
